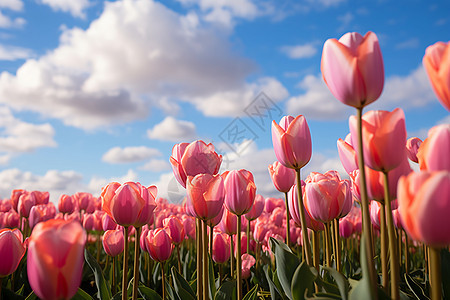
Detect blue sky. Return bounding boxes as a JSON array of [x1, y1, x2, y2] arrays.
[[0, 0, 448, 204]]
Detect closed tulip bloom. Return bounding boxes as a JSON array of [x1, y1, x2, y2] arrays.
[[125, 182, 158, 227], [423, 41, 450, 111], [304, 171, 351, 223], [337, 134, 358, 175], [145, 228, 173, 262], [339, 217, 354, 238], [398, 171, 450, 247], [271, 115, 312, 170], [350, 108, 407, 172], [321, 31, 384, 108], [207, 206, 224, 227], [223, 169, 257, 216], [268, 161, 296, 193], [170, 143, 190, 188], [417, 124, 450, 171], [288, 182, 324, 232], [10, 189, 26, 211], [18, 191, 36, 218], [406, 137, 423, 163], [369, 201, 381, 230], [0, 228, 25, 277], [27, 219, 86, 300], [162, 216, 185, 245], [102, 229, 124, 257], [58, 194, 75, 214], [186, 173, 225, 221], [212, 232, 230, 264], [102, 213, 117, 231], [29, 203, 57, 229], [253, 218, 269, 244], [245, 194, 265, 221], [241, 254, 256, 279], [219, 209, 248, 236]]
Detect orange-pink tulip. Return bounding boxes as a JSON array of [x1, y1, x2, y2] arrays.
[[58, 194, 75, 214], [102, 229, 124, 257], [271, 115, 312, 170], [268, 161, 296, 193], [337, 133, 358, 175], [0, 228, 25, 277], [406, 137, 423, 163], [212, 232, 230, 264], [223, 169, 257, 216], [349, 108, 407, 172], [417, 124, 450, 172], [321, 31, 384, 108], [423, 41, 450, 111], [162, 215, 186, 245], [245, 194, 265, 221], [145, 228, 173, 262], [27, 219, 86, 300], [398, 171, 450, 247], [288, 182, 324, 232]]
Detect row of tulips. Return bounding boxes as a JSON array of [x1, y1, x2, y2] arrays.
[[0, 31, 449, 300]]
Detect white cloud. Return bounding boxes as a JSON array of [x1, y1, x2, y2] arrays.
[[395, 38, 420, 50], [87, 169, 139, 194], [302, 153, 347, 180], [0, 106, 57, 154], [102, 146, 162, 164], [147, 116, 197, 142], [337, 12, 353, 31], [37, 0, 91, 18], [0, 0, 259, 130], [280, 43, 317, 59], [150, 171, 186, 204], [0, 10, 25, 28], [0, 0, 23, 11], [0, 44, 32, 61], [139, 159, 171, 172]]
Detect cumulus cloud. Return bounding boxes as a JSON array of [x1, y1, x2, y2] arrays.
[[102, 146, 162, 164], [0, 10, 25, 28], [0, 0, 261, 130], [139, 159, 171, 172], [37, 0, 91, 18], [147, 116, 197, 142], [0, 106, 57, 154], [280, 43, 317, 59], [0, 44, 33, 61], [0, 0, 23, 11]]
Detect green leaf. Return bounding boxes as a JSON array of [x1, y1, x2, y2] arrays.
[[71, 288, 94, 300], [171, 266, 196, 300], [263, 265, 283, 300], [24, 291, 37, 300], [308, 292, 341, 299], [138, 285, 163, 300], [270, 237, 300, 300], [321, 266, 350, 300], [84, 249, 112, 300], [349, 235, 375, 300], [242, 284, 258, 300], [404, 273, 430, 300], [290, 261, 317, 300], [214, 280, 237, 300]]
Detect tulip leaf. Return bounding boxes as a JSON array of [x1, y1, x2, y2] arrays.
[[2, 287, 26, 300], [171, 266, 196, 299], [208, 254, 217, 299], [72, 288, 94, 300], [24, 291, 37, 300], [270, 237, 300, 300], [138, 285, 163, 300], [242, 284, 258, 300], [263, 265, 283, 300], [290, 261, 316, 300], [404, 273, 430, 300], [84, 249, 112, 300], [215, 280, 237, 300], [321, 266, 350, 300]]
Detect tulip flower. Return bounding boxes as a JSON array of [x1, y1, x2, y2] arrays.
[[337, 134, 358, 175], [406, 137, 422, 163], [268, 161, 296, 193], [349, 108, 407, 172], [212, 232, 231, 264], [339, 217, 354, 238], [271, 115, 312, 170], [321, 31, 384, 108], [423, 41, 450, 111], [0, 228, 25, 277], [145, 228, 173, 262], [417, 124, 450, 172], [10, 189, 26, 211], [288, 182, 324, 232], [27, 219, 86, 300], [245, 194, 264, 221], [58, 194, 75, 214], [223, 169, 257, 216], [241, 254, 256, 279], [103, 229, 124, 257]]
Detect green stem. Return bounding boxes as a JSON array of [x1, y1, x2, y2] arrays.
[[330, 220, 337, 268], [196, 219, 203, 300], [132, 226, 141, 300], [203, 220, 209, 300], [312, 231, 320, 271], [177, 244, 182, 274], [429, 247, 442, 300], [383, 171, 400, 300], [113, 256, 117, 296], [334, 219, 341, 272], [324, 222, 332, 267], [380, 201, 388, 293], [246, 220, 251, 254], [161, 262, 166, 300], [295, 168, 312, 265], [355, 107, 378, 298], [237, 215, 242, 300], [284, 192, 291, 247], [210, 225, 214, 258], [122, 227, 129, 300], [230, 235, 234, 279], [97, 232, 101, 263]]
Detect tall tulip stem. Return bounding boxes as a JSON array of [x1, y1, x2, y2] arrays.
[[355, 107, 378, 298], [230, 235, 234, 278], [312, 231, 320, 271], [203, 220, 209, 300], [196, 219, 203, 300], [295, 169, 312, 265], [176, 244, 182, 274], [429, 247, 442, 300], [113, 256, 117, 296], [246, 221, 251, 253], [380, 202, 388, 292], [333, 219, 341, 272], [237, 215, 242, 300], [284, 192, 291, 247], [161, 262, 166, 300], [132, 227, 141, 300], [324, 222, 332, 267], [122, 227, 129, 300], [383, 171, 400, 300]]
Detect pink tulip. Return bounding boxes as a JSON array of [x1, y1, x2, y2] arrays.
[[268, 161, 296, 193], [181, 215, 196, 240], [321, 31, 384, 108], [83, 213, 95, 231], [169, 143, 189, 188], [337, 134, 358, 175], [423, 41, 450, 111], [241, 254, 256, 279], [18, 191, 36, 218], [162, 215, 185, 245], [186, 173, 225, 221], [392, 209, 403, 230], [0, 228, 26, 277], [145, 228, 173, 262], [27, 219, 86, 300], [406, 137, 423, 163], [339, 217, 354, 238], [223, 169, 257, 216], [125, 182, 158, 227], [349, 108, 407, 172], [219, 209, 247, 236], [304, 171, 351, 223], [73, 192, 95, 213], [10, 189, 26, 211], [369, 201, 381, 230], [207, 206, 224, 227], [398, 171, 450, 247], [245, 194, 265, 221], [29, 203, 57, 229], [271, 115, 312, 170], [417, 124, 450, 171], [253, 218, 269, 244], [102, 229, 124, 257], [102, 213, 117, 231], [212, 232, 230, 264], [288, 182, 324, 232], [58, 194, 75, 214]]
